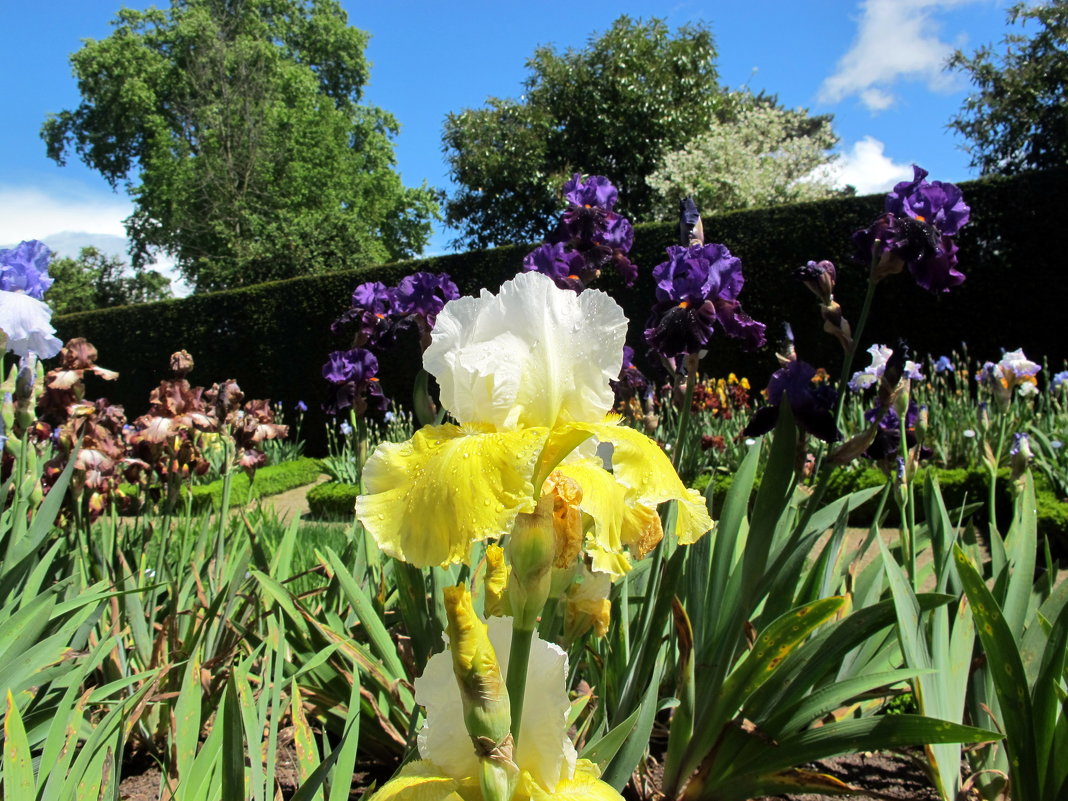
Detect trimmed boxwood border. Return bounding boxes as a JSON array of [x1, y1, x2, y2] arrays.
[[185, 457, 325, 511]]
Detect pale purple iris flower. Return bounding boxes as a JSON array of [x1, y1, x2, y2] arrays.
[[0, 240, 55, 300], [934, 355, 954, 374], [850, 344, 923, 392]]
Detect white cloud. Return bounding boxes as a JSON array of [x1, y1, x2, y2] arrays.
[[818, 0, 979, 111], [0, 184, 132, 244], [816, 136, 914, 195], [0, 184, 191, 297]]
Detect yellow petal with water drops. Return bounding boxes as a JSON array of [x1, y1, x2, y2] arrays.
[[369, 761, 471, 801], [576, 421, 713, 546], [356, 424, 548, 567], [586, 543, 632, 578]]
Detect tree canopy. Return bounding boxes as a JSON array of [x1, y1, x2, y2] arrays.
[[647, 92, 841, 216], [46, 247, 172, 316], [442, 16, 840, 250], [442, 17, 726, 249], [43, 0, 439, 293], [948, 1, 1068, 175]]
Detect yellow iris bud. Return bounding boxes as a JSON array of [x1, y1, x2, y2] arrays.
[[442, 585, 518, 801]]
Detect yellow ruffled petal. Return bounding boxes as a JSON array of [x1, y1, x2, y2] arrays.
[[369, 761, 470, 801], [576, 421, 713, 546], [519, 760, 624, 801], [356, 424, 548, 567]]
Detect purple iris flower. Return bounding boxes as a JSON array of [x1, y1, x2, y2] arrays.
[[0, 240, 55, 300], [864, 401, 923, 461], [322, 348, 378, 385], [1052, 370, 1068, 391], [351, 281, 394, 315], [331, 280, 398, 345], [885, 166, 970, 237], [563, 173, 618, 210], [522, 242, 588, 292], [610, 345, 650, 404], [393, 271, 460, 327], [644, 243, 766, 359], [853, 166, 969, 294], [555, 206, 635, 253], [522, 174, 639, 291], [294, 400, 308, 412], [321, 348, 390, 417], [743, 360, 840, 443]]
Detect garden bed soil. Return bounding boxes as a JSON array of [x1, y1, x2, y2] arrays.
[[117, 750, 939, 801]]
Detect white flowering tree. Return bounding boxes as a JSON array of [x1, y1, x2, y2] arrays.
[[647, 96, 843, 217]]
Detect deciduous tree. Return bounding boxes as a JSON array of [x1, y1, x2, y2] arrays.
[[46, 247, 172, 315], [43, 0, 439, 292], [647, 93, 842, 216], [948, 1, 1068, 175], [442, 17, 724, 249]]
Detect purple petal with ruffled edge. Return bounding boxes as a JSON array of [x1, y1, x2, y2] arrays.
[[908, 237, 965, 293], [522, 243, 587, 292], [563, 174, 618, 210], [322, 348, 378, 384], [394, 272, 460, 326], [886, 166, 970, 236]]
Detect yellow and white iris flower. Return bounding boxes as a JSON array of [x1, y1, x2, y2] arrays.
[[355, 271, 711, 574], [371, 616, 621, 801]]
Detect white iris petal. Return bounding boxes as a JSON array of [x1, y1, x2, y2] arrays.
[[424, 272, 627, 431], [0, 291, 62, 359], [415, 619, 576, 790]]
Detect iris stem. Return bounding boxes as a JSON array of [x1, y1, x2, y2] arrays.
[[505, 625, 534, 748], [832, 251, 881, 429], [672, 353, 701, 473]]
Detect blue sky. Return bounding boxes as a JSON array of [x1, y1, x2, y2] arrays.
[[0, 0, 1017, 279]]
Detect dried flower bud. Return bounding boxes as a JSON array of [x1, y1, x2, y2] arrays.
[[170, 350, 194, 377]]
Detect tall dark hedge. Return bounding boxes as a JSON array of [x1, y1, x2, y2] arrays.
[[55, 168, 1068, 454]]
